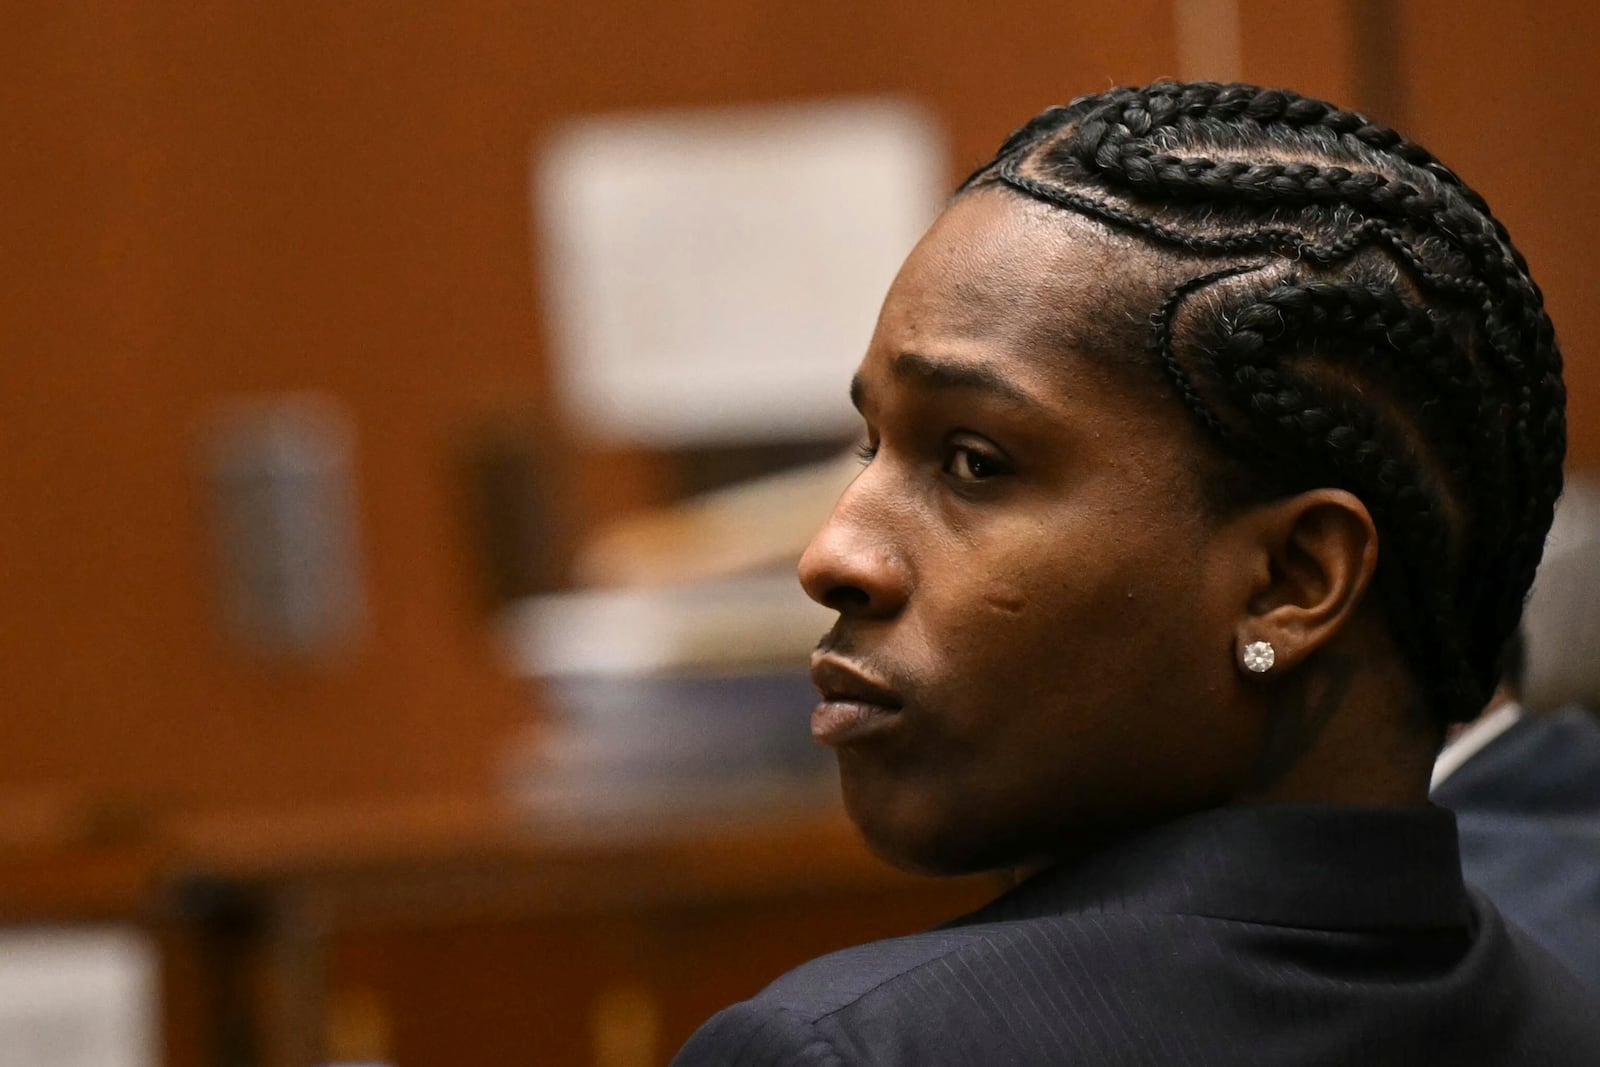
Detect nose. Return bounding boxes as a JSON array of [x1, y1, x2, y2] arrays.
[[797, 473, 909, 619]]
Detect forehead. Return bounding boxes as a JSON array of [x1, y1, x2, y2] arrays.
[[855, 189, 1217, 502], [874, 188, 1150, 369]]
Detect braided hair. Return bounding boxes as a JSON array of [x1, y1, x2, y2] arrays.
[[961, 82, 1564, 725]]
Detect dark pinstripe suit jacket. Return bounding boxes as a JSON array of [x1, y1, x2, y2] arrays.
[[672, 806, 1600, 1065], [1433, 707, 1600, 990]]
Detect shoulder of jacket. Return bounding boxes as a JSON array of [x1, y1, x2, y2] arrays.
[[671, 998, 844, 1066]]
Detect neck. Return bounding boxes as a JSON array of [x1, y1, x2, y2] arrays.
[[1234, 641, 1442, 809]]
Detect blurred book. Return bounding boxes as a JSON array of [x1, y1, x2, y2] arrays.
[[498, 570, 835, 822], [571, 451, 859, 589]]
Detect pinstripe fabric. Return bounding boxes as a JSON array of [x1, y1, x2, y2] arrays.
[[1432, 708, 1600, 990], [671, 806, 1600, 1065]]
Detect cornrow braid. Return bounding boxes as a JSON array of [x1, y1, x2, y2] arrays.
[[962, 81, 1565, 724], [1194, 276, 1479, 715]]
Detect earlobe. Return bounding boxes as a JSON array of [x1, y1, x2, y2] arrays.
[[1234, 489, 1379, 676]]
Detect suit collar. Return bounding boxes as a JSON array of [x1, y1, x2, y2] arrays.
[[955, 804, 1470, 933], [1432, 707, 1600, 814], [1431, 700, 1524, 790]]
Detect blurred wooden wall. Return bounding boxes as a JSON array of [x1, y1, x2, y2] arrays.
[[2, 0, 1596, 832]]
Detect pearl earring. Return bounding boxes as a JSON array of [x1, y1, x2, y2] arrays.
[[1242, 640, 1276, 674]]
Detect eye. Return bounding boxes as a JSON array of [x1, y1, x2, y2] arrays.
[[944, 442, 1009, 482], [854, 438, 878, 465]]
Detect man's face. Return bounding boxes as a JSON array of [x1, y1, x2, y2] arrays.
[[798, 190, 1262, 874]]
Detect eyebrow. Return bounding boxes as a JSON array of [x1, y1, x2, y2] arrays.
[[850, 351, 1040, 412]]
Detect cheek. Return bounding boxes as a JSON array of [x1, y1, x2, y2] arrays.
[[916, 560, 1104, 735], [951, 536, 1210, 725], [979, 580, 1028, 616], [965, 519, 1074, 619]]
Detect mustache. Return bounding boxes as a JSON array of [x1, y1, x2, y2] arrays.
[[813, 625, 909, 690], [814, 622, 860, 659]]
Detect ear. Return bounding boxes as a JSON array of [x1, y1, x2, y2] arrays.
[[1230, 489, 1379, 674]]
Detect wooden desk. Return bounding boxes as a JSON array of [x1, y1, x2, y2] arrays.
[[153, 791, 998, 1067]]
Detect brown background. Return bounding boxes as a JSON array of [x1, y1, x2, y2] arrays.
[[3, 0, 1594, 905]]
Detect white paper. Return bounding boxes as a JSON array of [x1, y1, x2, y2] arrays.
[[536, 98, 947, 444], [0, 927, 159, 1067]]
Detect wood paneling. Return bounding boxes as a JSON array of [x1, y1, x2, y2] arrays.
[[1397, 1, 1600, 466]]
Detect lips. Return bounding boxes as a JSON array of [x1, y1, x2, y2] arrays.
[[809, 656, 904, 746]]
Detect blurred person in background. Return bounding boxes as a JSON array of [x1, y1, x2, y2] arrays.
[[673, 81, 1599, 1065], [1432, 499, 1600, 989]]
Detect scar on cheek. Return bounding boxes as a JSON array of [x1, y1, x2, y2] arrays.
[[981, 584, 1028, 615]]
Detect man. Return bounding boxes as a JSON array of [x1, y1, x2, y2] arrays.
[[1432, 493, 1600, 989], [673, 82, 1600, 1064]]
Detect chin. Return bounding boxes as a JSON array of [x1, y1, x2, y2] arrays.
[[854, 823, 975, 876], [839, 772, 1026, 877]]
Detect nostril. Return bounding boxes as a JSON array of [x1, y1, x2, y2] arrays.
[[823, 585, 872, 614]]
